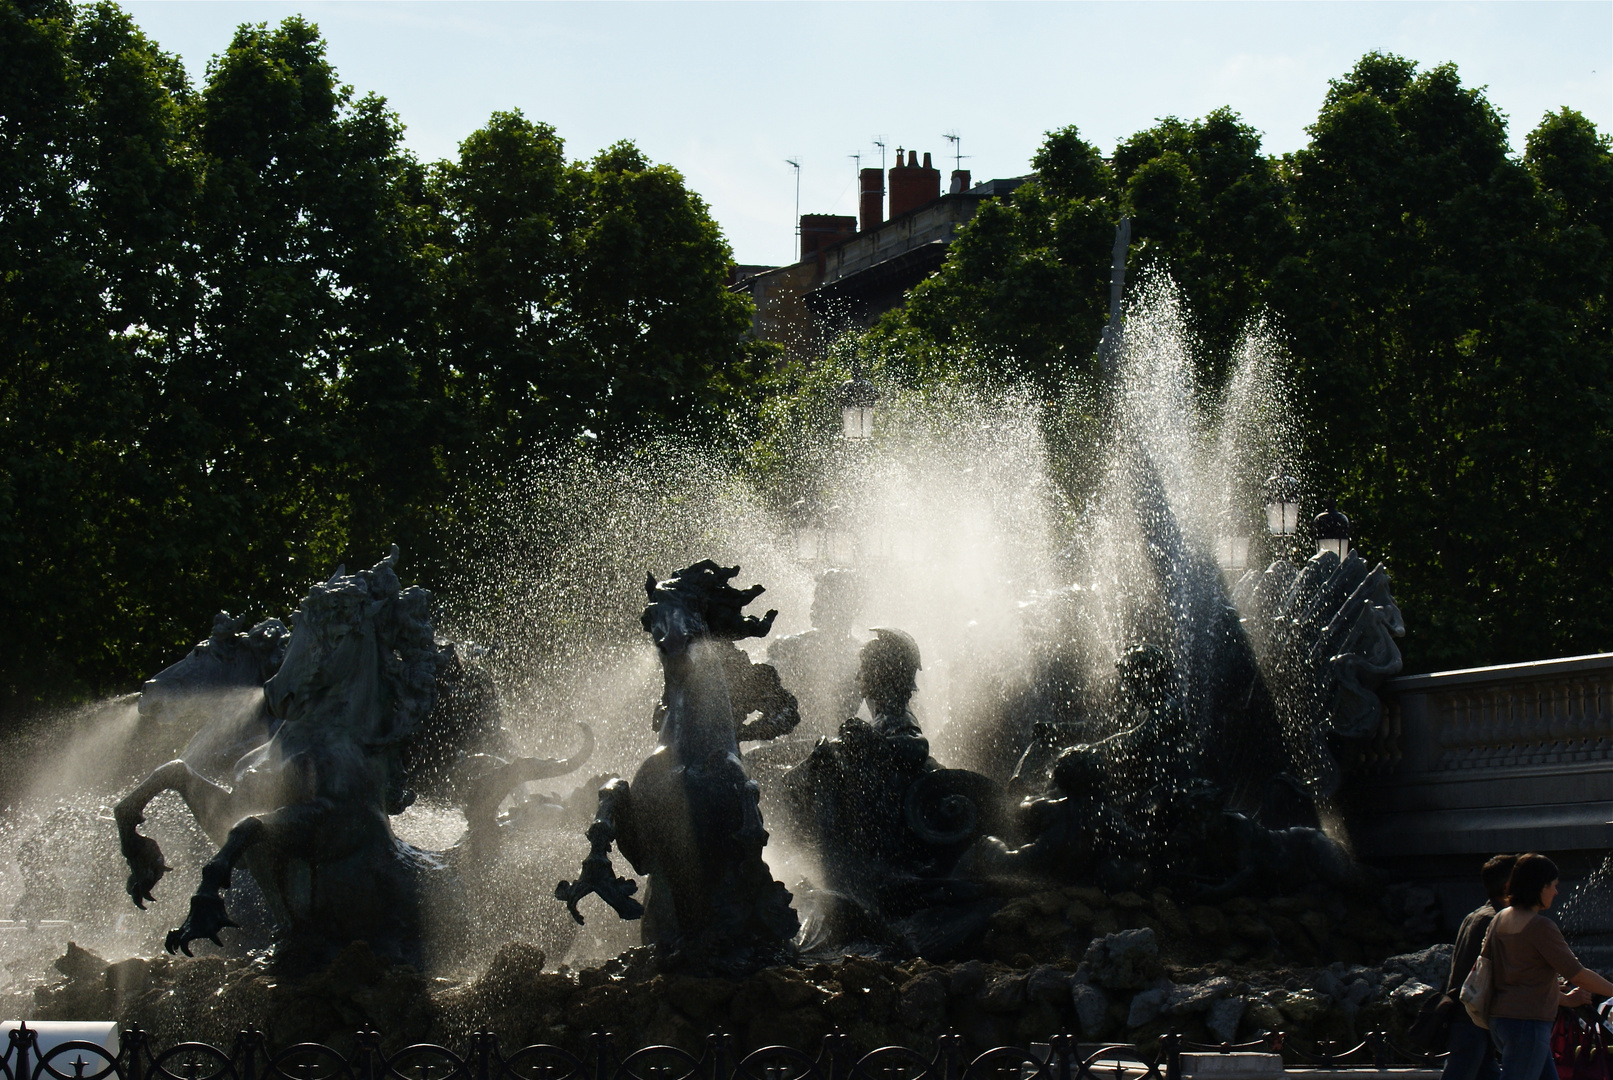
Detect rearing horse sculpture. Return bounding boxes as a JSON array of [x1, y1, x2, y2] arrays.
[[116, 550, 436, 967], [114, 548, 589, 969], [555, 561, 799, 972]]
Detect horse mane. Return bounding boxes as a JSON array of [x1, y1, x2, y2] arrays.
[[300, 546, 439, 746], [643, 559, 778, 640]]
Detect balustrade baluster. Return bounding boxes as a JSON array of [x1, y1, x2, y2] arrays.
[[1587, 675, 1605, 751]]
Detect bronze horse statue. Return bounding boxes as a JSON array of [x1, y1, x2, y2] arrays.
[[556, 560, 799, 972], [114, 548, 589, 969]]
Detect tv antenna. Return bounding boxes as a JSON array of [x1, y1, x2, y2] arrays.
[[849, 151, 861, 175], [872, 137, 887, 174], [785, 157, 800, 260], [943, 131, 970, 172]]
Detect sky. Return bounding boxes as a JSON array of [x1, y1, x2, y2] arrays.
[[123, 1, 1612, 268]]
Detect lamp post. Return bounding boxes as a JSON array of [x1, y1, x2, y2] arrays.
[[791, 497, 825, 566], [1216, 521, 1252, 575], [839, 365, 879, 441], [1314, 499, 1351, 560], [824, 504, 858, 567], [793, 497, 862, 568], [1264, 469, 1301, 558]]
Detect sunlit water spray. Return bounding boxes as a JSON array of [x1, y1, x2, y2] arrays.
[[0, 275, 1318, 988]]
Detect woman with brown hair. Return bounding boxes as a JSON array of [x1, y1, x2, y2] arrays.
[[1488, 853, 1613, 1080]]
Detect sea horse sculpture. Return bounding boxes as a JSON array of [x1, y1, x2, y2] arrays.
[[113, 548, 591, 969], [555, 560, 800, 972]]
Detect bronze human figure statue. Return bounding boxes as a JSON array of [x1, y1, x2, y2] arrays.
[[777, 628, 1002, 954], [555, 561, 799, 972]]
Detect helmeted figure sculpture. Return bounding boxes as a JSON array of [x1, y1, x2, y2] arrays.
[[776, 628, 1002, 955], [554, 561, 799, 973]]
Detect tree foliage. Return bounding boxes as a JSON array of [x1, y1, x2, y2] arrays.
[[1275, 56, 1613, 669], [3, 3, 1607, 709], [0, 1, 763, 717], [859, 53, 1610, 671]]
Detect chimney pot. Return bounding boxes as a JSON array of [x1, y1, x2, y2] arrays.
[[799, 214, 858, 264], [922, 152, 932, 169], [888, 149, 942, 218], [859, 167, 885, 232]]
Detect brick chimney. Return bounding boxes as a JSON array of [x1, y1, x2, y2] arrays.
[[800, 214, 857, 270], [888, 148, 941, 218], [949, 169, 971, 195], [859, 167, 884, 232]]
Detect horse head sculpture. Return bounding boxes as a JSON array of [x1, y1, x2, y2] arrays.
[[557, 560, 798, 973], [115, 549, 446, 969], [138, 613, 289, 779]]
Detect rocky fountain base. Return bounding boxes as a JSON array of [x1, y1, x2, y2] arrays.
[[24, 881, 1449, 1057]]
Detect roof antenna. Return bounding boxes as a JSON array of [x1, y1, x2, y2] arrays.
[[872, 137, 887, 175], [943, 131, 970, 173], [785, 157, 801, 261]]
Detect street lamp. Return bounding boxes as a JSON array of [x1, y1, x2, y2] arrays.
[[839, 367, 879, 441], [1314, 500, 1351, 560], [1265, 469, 1301, 539], [1216, 523, 1252, 574], [791, 498, 825, 565], [824, 505, 858, 567]]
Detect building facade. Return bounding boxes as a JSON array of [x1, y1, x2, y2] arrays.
[[732, 149, 1029, 363]]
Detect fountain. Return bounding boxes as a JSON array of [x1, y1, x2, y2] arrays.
[[0, 275, 1454, 1056], [113, 548, 595, 970]]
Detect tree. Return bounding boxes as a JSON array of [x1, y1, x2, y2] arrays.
[[1273, 54, 1612, 668], [433, 120, 770, 453], [1112, 108, 1295, 386], [862, 125, 1117, 393], [0, 6, 450, 715], [0, 4, 772, 716], [0, 0, 198, 710]]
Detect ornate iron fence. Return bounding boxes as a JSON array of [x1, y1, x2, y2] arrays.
[[0, 1024, 1449, 1080]]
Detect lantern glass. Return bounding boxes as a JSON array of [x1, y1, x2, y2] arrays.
[[842, 404, 875, 440], [794, 525, 823, 564], [1265, 499, 1300, 536], [1317, 537, 1350, 560], [1216, 534, 1251, 572]]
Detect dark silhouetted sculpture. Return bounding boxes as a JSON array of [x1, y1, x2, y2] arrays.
[[766, 568, 865, 739], [555, 561, 799, 973], [777, 628, 1002, 956], [113, 548, 592, 969]]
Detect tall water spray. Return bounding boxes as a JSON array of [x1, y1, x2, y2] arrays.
[[1068, 273, 1303, 794], [0, 274, 1314, 987]]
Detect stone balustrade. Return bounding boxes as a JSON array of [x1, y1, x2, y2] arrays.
[[1340, 653, 1613, 928]]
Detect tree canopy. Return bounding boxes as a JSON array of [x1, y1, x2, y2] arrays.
[[0, 1, 766, 718], [856, 53, 1611, 672], [2, 2, 1607, 712]]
